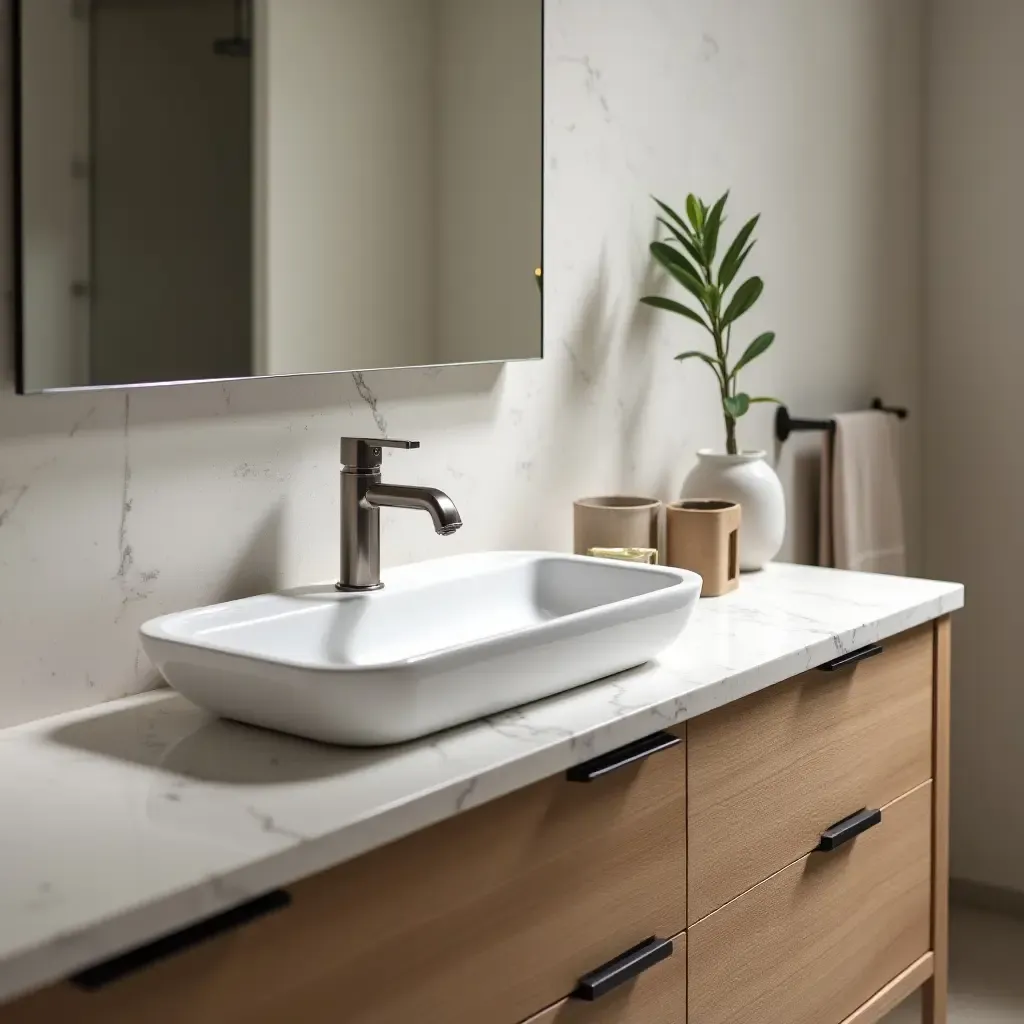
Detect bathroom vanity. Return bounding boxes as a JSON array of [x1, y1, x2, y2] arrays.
[[0, 565, 962, 1024]]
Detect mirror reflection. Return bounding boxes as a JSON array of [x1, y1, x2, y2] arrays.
[[16, 0, 543, 392]]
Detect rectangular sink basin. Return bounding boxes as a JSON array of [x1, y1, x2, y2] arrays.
[[141, 551, 701, 746]]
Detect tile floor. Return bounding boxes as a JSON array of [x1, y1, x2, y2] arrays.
[[884, 904, 1024, 1023]]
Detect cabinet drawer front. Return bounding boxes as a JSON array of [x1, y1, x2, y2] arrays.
[[525, 932, 686, 1024], [688, 625, 933, 922], [4, 730, 686, 1024], [688, 782, 932, 1024]]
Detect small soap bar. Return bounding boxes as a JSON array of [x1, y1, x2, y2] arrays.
[[587, 547, 659, 565]]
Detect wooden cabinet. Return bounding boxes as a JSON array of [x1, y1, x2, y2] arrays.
[[687, 625, 933, 924], [1, 619, 951, 1024], [688, 783, 932, 1024]]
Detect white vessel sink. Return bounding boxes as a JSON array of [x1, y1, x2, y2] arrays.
[[141, 551, 701, 746]]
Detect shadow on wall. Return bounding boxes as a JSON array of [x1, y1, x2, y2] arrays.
[[471, 252, 610, 548], [219, 504, 285, 602], [559, 252, 613, 401], [625, 236, 675, 498], [780, 440, 822, 567], [486, 247, 669, 549]]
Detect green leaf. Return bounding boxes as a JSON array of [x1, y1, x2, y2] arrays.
[[706, 284, 722, 318], [719, 215, 760, 290], [639, 296, 708, 328], [730, 331, 775, 379], [650, 241, 703, 288], [722, 277, 764, 326], [722, 242, 757, 292], [675, 350, 718, 368], [686, 194, 704, 232], [658, 219, 707, 273], [675, 350, 724, 384], [723, 393, 751, 419], [653, 199, 695, 238], [703, 192, 730, 266], [651, 243, 706, 304]]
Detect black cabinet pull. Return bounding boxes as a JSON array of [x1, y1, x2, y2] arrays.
[[566, 731, 681, 783], [572, 936, 674, 1001], [817, 643, 884, 672], [72, 890, 291, 991], [817, 808, 882, 852]]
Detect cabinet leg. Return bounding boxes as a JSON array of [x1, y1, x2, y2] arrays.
[[922, 972, 946, 1024], [923, 617, 951, 1024]]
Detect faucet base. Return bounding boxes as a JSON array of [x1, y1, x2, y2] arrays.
[[335, 582, 385, 594]]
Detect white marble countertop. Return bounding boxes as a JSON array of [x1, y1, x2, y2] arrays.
[[0, 563, 963, 1005]]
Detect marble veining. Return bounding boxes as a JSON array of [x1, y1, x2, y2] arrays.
[[351, 372, 388, 437], [0, 564, 962, 1004]]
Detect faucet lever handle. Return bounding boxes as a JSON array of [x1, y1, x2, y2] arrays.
[[377, 439, 421, 449], [340, 437, 421, 470]]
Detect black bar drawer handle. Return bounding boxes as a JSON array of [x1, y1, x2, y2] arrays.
[[566, 731, 681, 783], [572, 936, 674, 1001], [72, 890, 291, 991], [817, 643, 884, 672], [817, 808, 882, 852]]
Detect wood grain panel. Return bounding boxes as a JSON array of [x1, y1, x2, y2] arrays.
[[688, 625, 933, 923], [2, 729, 686, 1024], [525, 932, 686, 1024], [688, 782, 932, 1024], [841, 953, 933, 1024]]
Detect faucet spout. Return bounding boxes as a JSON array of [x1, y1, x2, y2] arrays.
[[364, 483, 462, 537]]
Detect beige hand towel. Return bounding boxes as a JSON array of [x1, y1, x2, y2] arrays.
[[819, 410, 906, 575]]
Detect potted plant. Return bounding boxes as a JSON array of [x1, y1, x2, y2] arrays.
[[640, 192, 785, 570]]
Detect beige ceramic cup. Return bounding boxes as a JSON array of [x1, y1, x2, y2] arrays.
[[573, 496, 661, 557], [666, 500, 742, 597]]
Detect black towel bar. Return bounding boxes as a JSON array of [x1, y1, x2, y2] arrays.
[[775, 397, 909, 443]]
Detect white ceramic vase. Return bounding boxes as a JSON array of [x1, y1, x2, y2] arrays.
[[680, 450, 786, 571]]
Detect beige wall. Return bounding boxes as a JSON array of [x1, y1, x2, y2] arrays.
[[0, 0, 925, 730], [926, 0, 1024, 894], [434, 0, 543, 364], [259, 0, 438, 375], [90, 0, 251, 385]]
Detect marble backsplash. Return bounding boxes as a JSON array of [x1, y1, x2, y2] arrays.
[[0, 0, 925, 727]]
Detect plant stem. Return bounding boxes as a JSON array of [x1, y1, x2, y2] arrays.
[[711, 301, 737, 455], [719, 363, 738, 455], [696, 231, 739, 456], [725, 414, 737, 455]]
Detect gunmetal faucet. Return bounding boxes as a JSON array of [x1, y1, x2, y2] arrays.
[[337, 437, 462, 592]]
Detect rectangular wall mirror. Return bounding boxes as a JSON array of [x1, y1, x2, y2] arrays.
[[14, 0, 543, 393]]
